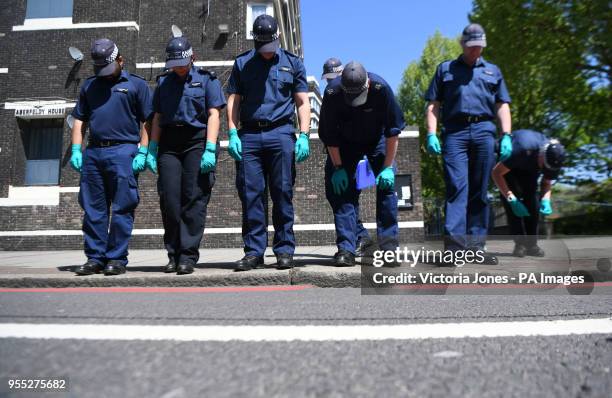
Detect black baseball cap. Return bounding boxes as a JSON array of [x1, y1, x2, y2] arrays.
[[322, 58, 343, 80], [462, 23, 487, 47], [91, 38, 119, 77], [165, 36, 193, 69], [541, 139, 566, 179], [253, 14, 280, 53], [341, 61, 369, 107]]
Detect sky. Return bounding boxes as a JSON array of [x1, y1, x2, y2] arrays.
[[300, 0, 474, 93]]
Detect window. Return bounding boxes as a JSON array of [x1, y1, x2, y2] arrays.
[[25, 0, 73, 19], [246, 2, 273, 40], [23, 119, 63, 185]]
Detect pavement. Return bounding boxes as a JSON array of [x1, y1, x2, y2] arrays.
[[0, 238, 610, 288], [1, 239, 611, 397]]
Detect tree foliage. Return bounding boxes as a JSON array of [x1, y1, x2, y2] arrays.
[[471, 0, 612, 183]]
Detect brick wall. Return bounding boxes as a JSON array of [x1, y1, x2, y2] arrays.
[[0, 0, 423, 250]]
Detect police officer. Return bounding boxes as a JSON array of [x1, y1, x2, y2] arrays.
[[424, 23, 512, 265], [146, 36, 226, 275], [227, 14, 311, 271], [319, 62, 405, 266], [70, 38, 152, 276], [492, 130, 566, 257], [322, 58, 375, 257]]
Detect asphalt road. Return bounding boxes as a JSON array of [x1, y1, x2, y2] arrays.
[[1, 288, 611, 397]]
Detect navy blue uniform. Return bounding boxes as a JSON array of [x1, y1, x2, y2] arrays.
[[425, 56, 511, 251], [227, 48, 308, 257], [153, 66, 226, 265], [72, 70, 152, 266], [319, 73, 406, 254], [501, 129, 549, 248]]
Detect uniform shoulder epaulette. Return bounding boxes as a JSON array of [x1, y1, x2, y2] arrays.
[[197, 68, 217, 79], [129, 73, 146, 80], [236, 49, 252, 58], [282, 49, 299, 58], [155, 70, 170, 82]]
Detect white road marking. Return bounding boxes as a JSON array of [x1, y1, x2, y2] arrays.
[[0, 318, 611, 342]]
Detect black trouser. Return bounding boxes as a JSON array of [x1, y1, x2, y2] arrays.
[[158, 127, 215, 265], [500, 169, 540, 248]]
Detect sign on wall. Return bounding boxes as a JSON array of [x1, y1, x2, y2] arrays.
[[14, 106, 68, 118]]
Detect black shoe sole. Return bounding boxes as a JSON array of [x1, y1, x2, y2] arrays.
[[177, 270, 194, 275], [75, 269, 95, 276], [75, 265, 104, 276], [334, 261, 355, 267], [104, 268, 126, 276]]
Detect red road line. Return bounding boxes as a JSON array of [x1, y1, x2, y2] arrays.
[[0, 285, 314, 293]]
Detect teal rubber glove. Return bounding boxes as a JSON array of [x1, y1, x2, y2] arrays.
[[132, 146, 148, 174], [331, 168, 349, 196], [499, 134, 513, 162], [146, 140, 158, 174], [376, 166, 395, 190], [508, 194, 530, 217], [228, 128, 242, 161], [539, 198, 553, 215], [200, 141, 217, 174], [426, 132, 442, 155], [70, 144, 82, 173], [295, 132, 310, 163]]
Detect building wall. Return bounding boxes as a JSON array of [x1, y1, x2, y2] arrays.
[[0, 0, 423, 251]]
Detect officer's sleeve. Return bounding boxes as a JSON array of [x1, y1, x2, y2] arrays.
[[136, 81, 154, 122], [318, 95, 341, 147], [71, 84, 90, 121], [424, 64, 443, 102], [292, 58, 309, 93], [152, 84, 162, 114], [205, 78, 227, 109], [384, 83, 406, 138], [226, 63, 241, 95], [496, 68, 512, 104]]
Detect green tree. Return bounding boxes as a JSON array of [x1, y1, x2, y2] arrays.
[[397, 31, 461, 199], [471, 0, 612, 182]]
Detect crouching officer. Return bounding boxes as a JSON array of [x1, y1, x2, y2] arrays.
[[322, 58, 374, 257], [492, 130, 566, 257], [70, 38, 152, 276], [319, 62, 405, 267], [145, 36, 226, 274], [424, 23, 512, 265], [226, 14, 311, 271]]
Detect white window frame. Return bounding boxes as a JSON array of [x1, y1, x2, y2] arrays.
[[246, 2, 274, 40], [23, 0, 74, 26]]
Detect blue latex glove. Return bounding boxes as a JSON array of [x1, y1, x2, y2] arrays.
[[132, 146, 148, 174], [499, 134, 513, 161], [376, 166, 395, 190], [146, 140, 158, 174], [331, 168, 349, 196], [200, 141, 217, 174], [426, 132, 442, 155], [508, 194, 530, 217], [228, 128, 242, 161], [295, 132, 310, 163], [539, 198, 553, 215], [70, 144, 82, 173]]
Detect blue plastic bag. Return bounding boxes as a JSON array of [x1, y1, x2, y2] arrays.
[[355, 156, 376, 190]]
